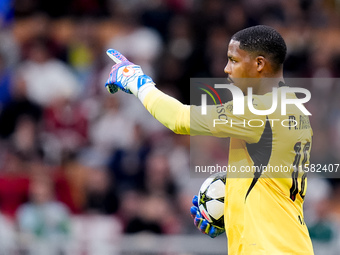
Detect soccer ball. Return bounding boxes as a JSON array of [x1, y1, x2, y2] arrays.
[[198, 172, 226, 228]]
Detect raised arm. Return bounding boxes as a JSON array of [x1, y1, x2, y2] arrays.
[[105, 49, 264, 142], [105, 49, 192, 135]]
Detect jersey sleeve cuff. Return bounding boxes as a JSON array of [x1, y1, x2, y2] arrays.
[[137, 84, 157, 103]]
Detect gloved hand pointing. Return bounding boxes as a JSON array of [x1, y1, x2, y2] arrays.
[[105, 49, 155, 96]]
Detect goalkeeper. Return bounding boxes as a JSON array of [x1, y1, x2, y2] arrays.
[[105, 25, 314, 255]]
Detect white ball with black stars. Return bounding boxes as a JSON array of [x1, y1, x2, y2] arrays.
[[198, 172, 226, 228]]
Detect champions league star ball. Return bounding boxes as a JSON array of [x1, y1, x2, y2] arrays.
[[198, 172, 226, 228]]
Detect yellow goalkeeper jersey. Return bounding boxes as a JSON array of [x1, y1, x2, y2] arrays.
[[143, 85, 314, 255]]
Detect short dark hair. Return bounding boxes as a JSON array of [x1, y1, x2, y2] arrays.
[[231, 25, 287, 70]]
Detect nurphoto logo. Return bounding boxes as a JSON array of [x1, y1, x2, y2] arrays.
[[200, 84, 311, 116]]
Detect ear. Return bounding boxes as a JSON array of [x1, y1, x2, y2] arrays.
[[255, 56, 266, 72]]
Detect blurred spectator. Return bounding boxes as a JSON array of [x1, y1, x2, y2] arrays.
[[0, 52, 12, 109], [143, 150, 177, 198], [10, 114, 42, 160], [54, 152, 90, 214], [0, 75, 42, 139], [124, 193, 180, 234], [305, 175, 340, 255], [114, 190, 140, 229], [83, 165, 119, 215], [0, 149, 30, 219], [119, 150, 182, 234], [52, 164, 81, 214], [42, 96, 89, 164], [16, 175, 71, 255], [0, 23, 20, 69], [0, 211, 16, 255], [167, 134, 190, 190], [0, 0, 13, 26], [107, 132, 149, 199], [17, 36, 80, 107], [89, 95, 135, 153], [70, 214, 122, 255]]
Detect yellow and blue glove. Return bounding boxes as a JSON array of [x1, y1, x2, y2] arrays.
[[190, 195, 225, 238], [105, 49, 155, 96]]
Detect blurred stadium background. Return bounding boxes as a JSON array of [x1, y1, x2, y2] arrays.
[[0, 0, 340, 254]]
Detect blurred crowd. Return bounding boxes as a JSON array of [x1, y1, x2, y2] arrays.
[[0, 0, 340, 254]]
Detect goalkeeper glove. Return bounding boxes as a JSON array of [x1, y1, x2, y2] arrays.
[[105, 49, 155, 97], [190, 195, 225, 238]]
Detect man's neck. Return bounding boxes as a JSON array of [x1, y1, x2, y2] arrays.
[[250, 68, 284, 95], [255, 77, 285, 95]]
